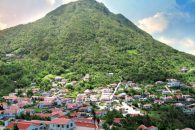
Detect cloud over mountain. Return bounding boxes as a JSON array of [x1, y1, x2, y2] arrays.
[[158, 37, 195, 55], [137, 13, 168, 34]]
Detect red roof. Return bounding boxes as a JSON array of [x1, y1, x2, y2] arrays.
[[138, 124, 147, 130], [7, 122, 39, 130], [70, 111, 78, 117], [50, 118, 70, 125], [183, 128, 193, 130], [73, 118, 94, 123], [113, 118, 123, 123], [75, 122, 97, 128], [23, 120, 51, 125], [59, 116, 69, 119], [35, 113, 51, 118], [3, 96, 17, 100], [51, 111, 64, 116]]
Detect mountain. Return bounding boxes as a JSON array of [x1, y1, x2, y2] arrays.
[[0, 0, 194, 96]]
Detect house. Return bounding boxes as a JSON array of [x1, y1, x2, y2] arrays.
[[67, 103, 78, 110], [113, 118, 123, 124], [6, 121, 46, 130], [180, 67, 188, 73], [82, 74, 90, 81], [75, 122, 98, 130], [154, 100, 164, 105], [100, 95, 111, 101], [73, 117, 98, 129], [62, 98, 73, 104], [182, 128, 194, 130], [167, 81, 182, 88], [155, 81, 164, 85], [4, 105, 23, 118], [174, 103, 185, 108], [143, 104, 152, 109], [78, 106, 92, 113], [106, 73, 114, 77], [117, 93, 126, 98], [186, 98, 194, 102], [84, 89, 92, 95], [55, 76, 63, 81], [6, 53, 15, 57], [125, 96, 134, 102], [148, 126, 158, 130], [138, 124, 147, 130], [36, 113, 51, 118], [182, 95, 192, 99], [39, 101, 53, 109], [3, 96, 18, 103], [138, 125, 158, 130], [139, 97, 148, 102], [76, 94, 87, 102], [133, 95, 142, 99], [49, 118, 75, 130], [90, 95, 99, 102]]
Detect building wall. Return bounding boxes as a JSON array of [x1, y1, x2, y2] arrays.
[[75, 126, 96, 130], [49, 121, 75, 130]]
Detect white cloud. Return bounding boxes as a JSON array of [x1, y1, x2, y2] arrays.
[[46, 0, 79, 5], [0, 21, 7, 30], [47, 0, 56, 5], [158, 37, 195, 55], [137, 13, 168, 34], [62, 0, 79, 4]]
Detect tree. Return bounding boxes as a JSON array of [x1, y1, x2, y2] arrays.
[[91, 109, 97, 130], [27, 90, 33, 97]]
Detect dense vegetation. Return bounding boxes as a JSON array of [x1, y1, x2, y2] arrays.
[[102, 107, 195, 130], [0, 0, 195, 96]]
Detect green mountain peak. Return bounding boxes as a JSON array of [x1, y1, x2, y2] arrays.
[[0, 0, 194, 96]]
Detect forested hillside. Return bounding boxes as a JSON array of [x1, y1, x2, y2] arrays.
[[0, 0, 195, 96]]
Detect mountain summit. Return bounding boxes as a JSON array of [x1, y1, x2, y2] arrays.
[[0, 0, 194, 95]]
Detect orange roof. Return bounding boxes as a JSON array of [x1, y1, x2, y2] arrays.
[[183, 128, 193, 130], [113, 118, 123, 123], [75, 122, 97, 128], [35, 113, 51, 118], [73, 118, 94, 123], [138, 124, 147, 130], [50, 118, 70, 125], [7, 122, 39, 130], [3, 96, 17, 100]]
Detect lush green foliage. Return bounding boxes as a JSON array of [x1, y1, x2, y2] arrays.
[[102, 107, 195, 130], [0, 0, 195, 95]]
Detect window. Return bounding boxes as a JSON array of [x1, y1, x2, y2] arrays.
[[70, 123, 73, 127], [67, 124, 69, 128], [62, 125, 64, 128], [58, 125, 60, 127]]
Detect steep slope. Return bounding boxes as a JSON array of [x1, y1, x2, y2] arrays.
[[0, 0, 194, 96]]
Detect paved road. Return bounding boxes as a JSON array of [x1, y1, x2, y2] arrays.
[[110, 81, 121, 100]]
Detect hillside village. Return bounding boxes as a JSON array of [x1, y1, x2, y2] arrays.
[[0, 68, 195, 130]]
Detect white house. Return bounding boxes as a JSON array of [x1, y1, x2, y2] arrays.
[[49, 118, 75, 130]]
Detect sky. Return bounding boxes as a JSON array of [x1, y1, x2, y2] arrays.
[[0, 0, 195, 55]]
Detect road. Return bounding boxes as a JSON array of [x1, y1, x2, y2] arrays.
[[110, 81, 121, 100]]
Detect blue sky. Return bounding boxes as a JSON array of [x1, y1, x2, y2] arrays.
[[0, 0, 194, 55]]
